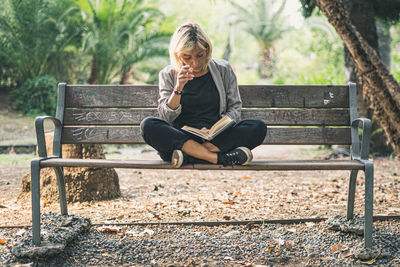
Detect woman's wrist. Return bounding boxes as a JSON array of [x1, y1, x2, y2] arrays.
[[173, 89, 183, 95], [174, 84, 184, 92]]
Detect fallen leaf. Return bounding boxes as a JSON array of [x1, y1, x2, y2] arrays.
[[43, 200, 50, 207], [98, 226, 119, 233], [0, 204, 7, 209], [15, 229, 26, 236], [267, 247, 276, 252], [223, 230, 240, 237], [339, 248, 353, 259], [277, 238, 285, 246], [360, 258, 377, 264], [331, 244, 338, 253], [320, 257, 335, 261], [243, 176, 252, 179], [139, 229, 154, 237], [0, 238, 6, 244], [221, 201, 234, 205], [285, 240, 294, 248], [338, 241, 344, 250], [125, 230, 139, 236]]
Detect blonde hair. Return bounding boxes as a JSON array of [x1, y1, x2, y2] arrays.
[[169, 22, 213, 71]]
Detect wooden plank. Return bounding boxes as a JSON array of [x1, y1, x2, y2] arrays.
[[65, 85, 159, 108], [65, 85, 349, 108], [239, 85, 349, 108], [63, 108, 350, 126], [63, 108, 157, 125], [40, 158, 364, 170], [61, 126, 351, 145]]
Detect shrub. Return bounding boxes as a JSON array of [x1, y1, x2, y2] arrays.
[[12, 75, 57, 117]]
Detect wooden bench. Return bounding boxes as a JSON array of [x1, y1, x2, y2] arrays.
[[31, 82, 374, 247]]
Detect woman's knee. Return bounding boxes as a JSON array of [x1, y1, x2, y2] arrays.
[[140, 117, 160, 135], [251, 120, 267, 142]]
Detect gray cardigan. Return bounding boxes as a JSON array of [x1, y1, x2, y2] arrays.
[[157, 59, 242, 125]]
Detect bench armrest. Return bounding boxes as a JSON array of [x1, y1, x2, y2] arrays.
[[35, 116, 63, 158], [351, 118, 371, 160]]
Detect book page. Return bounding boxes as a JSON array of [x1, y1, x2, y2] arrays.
[[181, 125, 210, 139], [209, 116, 232, 135]]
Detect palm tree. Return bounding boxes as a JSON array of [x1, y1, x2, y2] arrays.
[[229, 0, 290, 78], [76, 0, 170, 84], [0, 0, 81, 86]]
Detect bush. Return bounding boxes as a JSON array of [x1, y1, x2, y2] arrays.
[[12, 75, 57, 117]]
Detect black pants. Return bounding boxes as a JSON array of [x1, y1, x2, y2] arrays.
[[140, 117, 267, 162]]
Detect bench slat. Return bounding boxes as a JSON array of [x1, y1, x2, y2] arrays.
[[65, 85, 349, 108], [63, 108, 350, 126], [40, 158, 364, 170], [61, 126, 351, 145]]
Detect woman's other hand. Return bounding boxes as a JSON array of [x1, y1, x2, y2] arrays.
[[200, 127, 210, 134], [176, 65, 194, 91]]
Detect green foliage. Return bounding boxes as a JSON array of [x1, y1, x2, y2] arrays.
[[271, 15, 345, 85], [77, 0, 170, 84], [299, 0, 317, 18], [229, 0, 289, 49], [11, 75, 57, 117], [228, 0, 290, 77], [0, 0, 82, 86]]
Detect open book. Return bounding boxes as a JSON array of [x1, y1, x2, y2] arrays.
[[181, 115, 235, 141]]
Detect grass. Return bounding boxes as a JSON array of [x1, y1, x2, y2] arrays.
[[0, 107, 53, 146], [0, 154, 35, 167], [295, 145, 333, 159]]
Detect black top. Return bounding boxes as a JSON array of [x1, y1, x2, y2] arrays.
[[173, 71, 220, 129]]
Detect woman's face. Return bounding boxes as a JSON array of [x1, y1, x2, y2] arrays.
[[180, 46, 207, 75]]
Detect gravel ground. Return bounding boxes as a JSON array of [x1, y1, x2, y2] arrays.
[[1, 146, 399, 266], [1, 214, 399, 266]]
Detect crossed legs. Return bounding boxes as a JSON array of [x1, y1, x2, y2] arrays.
[[140, 117, 266, 164]]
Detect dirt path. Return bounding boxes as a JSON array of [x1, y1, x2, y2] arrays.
[[1, 145, 399, 226]]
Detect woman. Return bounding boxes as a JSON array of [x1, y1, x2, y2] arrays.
[[141, 22, 267, 168]]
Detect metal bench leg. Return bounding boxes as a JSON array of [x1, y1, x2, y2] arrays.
[[31, 159, 41, 246], [346, 170, 358, 220], [54, 167, 68, 215], [364, 162, 374, 247]]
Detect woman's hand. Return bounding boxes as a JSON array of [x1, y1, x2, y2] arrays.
[[200, 127, 210, 134], [176, 65, 194, 91]]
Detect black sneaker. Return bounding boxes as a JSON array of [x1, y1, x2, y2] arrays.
[[171, 149, 185, 168], [220, 147, 253, 166]]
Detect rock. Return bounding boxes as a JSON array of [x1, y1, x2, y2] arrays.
[[11, 212, 91, 259], [326, 215, 365, 235], [353, 244, 381, 261], [12, 241, 65, 258]]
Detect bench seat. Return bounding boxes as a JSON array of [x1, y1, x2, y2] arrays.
[[40, 158, 365, 170]]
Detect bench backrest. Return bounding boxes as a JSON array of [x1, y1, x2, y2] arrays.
[[56, 83, 358, 145]]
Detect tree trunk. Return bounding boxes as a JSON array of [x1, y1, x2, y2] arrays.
[[120, 65, 134, 84], [342, 0, 392, 155], [259, 47, 274, 79], [315, 0, 400, 156], [88, 57, 98, 85], [223, 34, 232, 61], [19, 133, 120, 203], [376, 21, 391, 70]]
